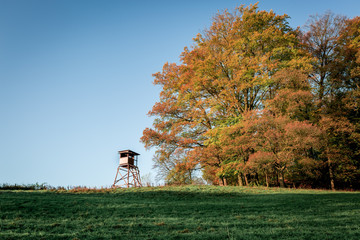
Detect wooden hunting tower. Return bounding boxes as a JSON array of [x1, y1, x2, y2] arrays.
[[113, 150, 142, 188]]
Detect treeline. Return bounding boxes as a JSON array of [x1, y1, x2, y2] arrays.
[[0, 183, 49, 190], [141, 4, 360, 190], [0, 183, 116, 192]]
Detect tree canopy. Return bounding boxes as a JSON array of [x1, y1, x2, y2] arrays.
[[142, 4, 360, 190]]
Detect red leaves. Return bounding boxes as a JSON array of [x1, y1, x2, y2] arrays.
[[247, 152, 275, 172]]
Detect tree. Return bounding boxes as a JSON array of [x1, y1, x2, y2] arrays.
[[301, 11, 347, 108], [265, 69, 315, 121], [302, 14, 360, 189], [319, 117, 359, 190], [246, 151, 275, 187], [142, 3, 310, 184], [142, 5, 360, 189], [243, 111, 321, 188]]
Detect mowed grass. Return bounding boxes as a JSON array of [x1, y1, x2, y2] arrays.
[[0, 186, 359, 240]]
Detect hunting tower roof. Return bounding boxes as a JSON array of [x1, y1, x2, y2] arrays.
[[118, 150, 140, 156]]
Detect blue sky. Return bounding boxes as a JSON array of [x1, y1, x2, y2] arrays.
[[1, 0, 359, 187]]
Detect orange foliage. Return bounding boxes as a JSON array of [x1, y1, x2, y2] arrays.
[[141, 5, 360, 189]]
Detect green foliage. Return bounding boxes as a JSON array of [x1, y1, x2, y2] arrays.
[[1, 186, 360, 239]]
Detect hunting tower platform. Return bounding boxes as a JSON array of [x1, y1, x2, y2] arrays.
[[113, 150, 142, 188]]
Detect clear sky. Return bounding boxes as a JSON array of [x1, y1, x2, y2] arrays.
[[1, 0, 359, 187]]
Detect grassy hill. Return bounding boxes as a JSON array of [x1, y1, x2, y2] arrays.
[[1, 185, 359, 239]]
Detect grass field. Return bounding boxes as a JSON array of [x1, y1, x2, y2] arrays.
[[1, 185, 359, 239]]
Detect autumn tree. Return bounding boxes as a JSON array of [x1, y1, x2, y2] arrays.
[[266, 69, 315, 121], [301, 11, 347, 108], [142, 4, 360, 189], [242, 110, 322, 188], [302, 14, 360, 189], [142, 4, 310, 185], [246, 151, 274, 187]]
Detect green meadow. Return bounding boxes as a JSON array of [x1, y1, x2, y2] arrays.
[[1, 186, 359, 239]]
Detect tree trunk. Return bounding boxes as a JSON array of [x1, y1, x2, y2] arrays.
[[327, 154, 335, 191], [244, 174, 249, 186], [218, 177, 223, 186], [188, 169, 192, 184], [318, 76, 325, 108], [255, 173, 260, 186], [265, 172, 269, 188], [238, 174, 243, 186], [279, 172, 285, 188], [223, 178, 227, 186]]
